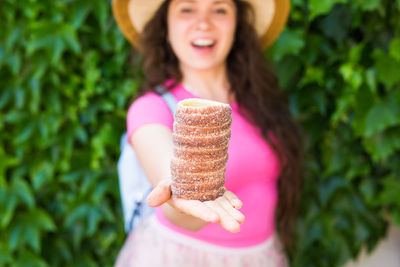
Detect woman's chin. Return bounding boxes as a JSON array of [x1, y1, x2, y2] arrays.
[[181, 61, 226, 72]]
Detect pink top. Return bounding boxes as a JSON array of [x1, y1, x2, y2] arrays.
[[127, 83, 281, 248]]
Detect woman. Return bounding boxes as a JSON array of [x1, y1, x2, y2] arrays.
[[113, 0, 302, 266]]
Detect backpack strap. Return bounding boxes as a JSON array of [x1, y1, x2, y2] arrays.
[[161, 92, 177, 115], [155, 85, 177, 115]]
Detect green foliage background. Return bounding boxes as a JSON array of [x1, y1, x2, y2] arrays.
[[0, 0, 399, 266]]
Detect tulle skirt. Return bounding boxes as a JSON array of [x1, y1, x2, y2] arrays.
[[115, 215, 288, 267]]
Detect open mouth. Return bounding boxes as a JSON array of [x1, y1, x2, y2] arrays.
[[191, 39, 216, 49]]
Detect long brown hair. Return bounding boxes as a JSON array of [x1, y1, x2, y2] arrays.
[[138, 0, 303, 254]]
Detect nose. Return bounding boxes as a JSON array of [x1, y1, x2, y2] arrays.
[[195, 11, 212, 30]]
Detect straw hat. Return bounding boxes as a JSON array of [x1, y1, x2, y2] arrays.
[[112, 0, 290, 50]]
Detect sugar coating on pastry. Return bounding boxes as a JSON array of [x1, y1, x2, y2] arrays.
[[174, 99, 232, 126], [171, 98, 232, 201]]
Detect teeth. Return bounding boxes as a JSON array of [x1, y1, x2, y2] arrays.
[[193, 39, 215, 47]]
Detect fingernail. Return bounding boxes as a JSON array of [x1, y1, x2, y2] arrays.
[[234, 200, 242, 208], [231, 225, 240, 233]]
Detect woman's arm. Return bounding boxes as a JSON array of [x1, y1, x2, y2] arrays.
[[131, 124, 245, 233]]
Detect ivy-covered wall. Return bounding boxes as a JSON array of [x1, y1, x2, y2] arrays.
[[270, 0, 400, 266], [0, 0, 399, 266]]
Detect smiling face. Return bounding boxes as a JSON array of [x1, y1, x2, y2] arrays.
[[167, 0, 237, 72]]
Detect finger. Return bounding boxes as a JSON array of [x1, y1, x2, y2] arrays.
[[204, 201, 240, 233], [216, 196, 245, 224], [223, 190, 243, 209], [146, 179, 172, 207], [172, 198, 219, 223]]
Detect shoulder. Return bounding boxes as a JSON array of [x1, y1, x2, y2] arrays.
[[127, 92, 174, 139], [128, 92, 169, 114]]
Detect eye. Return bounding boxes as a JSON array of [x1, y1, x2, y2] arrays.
[[215, 8, 227, 14], [181, 7, 193, 13]]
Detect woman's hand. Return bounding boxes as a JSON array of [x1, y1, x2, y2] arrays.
[[146, 179, 245, 233]]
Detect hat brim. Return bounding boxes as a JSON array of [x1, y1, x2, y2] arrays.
[[112, 0, 289, 50]]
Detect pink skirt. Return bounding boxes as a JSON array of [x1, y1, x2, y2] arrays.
[[115, 215, 288, 267]]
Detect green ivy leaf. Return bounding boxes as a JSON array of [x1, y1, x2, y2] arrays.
[[87, 207, 102, 236], [365, 68, 377, 92], [363, 127, 400, 161], [318, 4, 352, 45], [30, 208, 57, 232], [92, 180, 110, 204], [395, 88, 400, 107], [73, 252, 97, 267], [345, 156, 370, 181], [0, 243, 13, 266], [349, 43, 366, 63], [359, 0, 381, 11], [391, 211, 400, 227], [13, 121, 36, 145], [25, 225, 41, 252], [69, 1, 93, 29], [9, 221, 24, 252], [10, 208, 56, 253], [0, 148, 19, 186], [0, 89, 12, 110], [389, 38, 400, 61], [331, 93, 354, 125], [364, 100, 400, 137], [98, 228, 119, 251], [373, 49, 400, 89], [31, 162, 54, 192], [65, 204, 90, 229], [352, 86, 375, 137], [272, 56, 302, 89], [27, 23, 81, 64], [72, 222, 85, 250], [309, 0, 348, 19], [15, 249, 48, 267], [0, 46, 5, 68], [5, 25, 23, 52], [11, 178, 35, 209], [53, 239, 73, 262], [360, 179, 377, 206], [339, 63, 363, 89], [318, 177, 350, 206], [0, 193, 18, 228], [377, 175, 400, 206], [268, 29, 305, 61], [322, 137, 346, 176], [300, 67, 324, 87], [5, 51, 21, 75], [93, 0, 108, 31]]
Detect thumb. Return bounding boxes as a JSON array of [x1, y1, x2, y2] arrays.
[[146, 179, 172, 207]]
